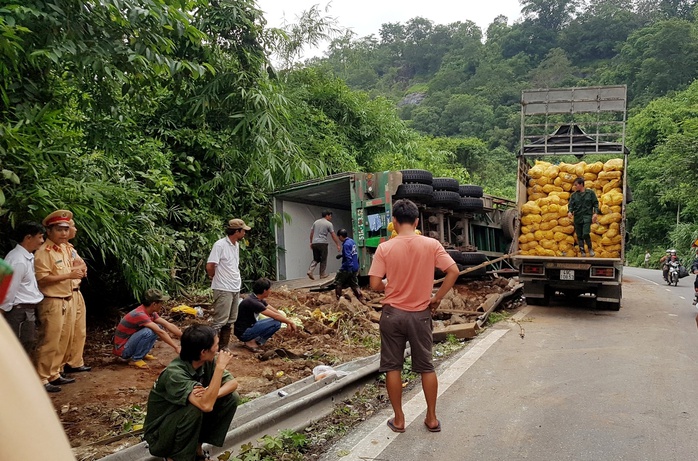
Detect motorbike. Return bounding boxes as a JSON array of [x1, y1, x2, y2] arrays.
[[667, 260, 680, 286]]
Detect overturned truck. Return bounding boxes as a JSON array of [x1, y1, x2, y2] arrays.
[[272, 171, 517, 281]]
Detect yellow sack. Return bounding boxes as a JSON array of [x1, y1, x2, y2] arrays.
[[541, 212, 559, 222], [547, 195, 563, 205], [558, 217, 572, 227], [522, 214, 542, 226], [573, 162, 587, 177], [170, 305, 199, 317], [543, 184, 563, 194], [544, 165, 560, 177], [540, 220, 558, 231], [561, 182, 573, 192], [604, 228, 619, 239], [521, 201, 541, 215], [610, 205, 622, 213], [529, 161, 551, 179], [529, 193, 546, 201], [603, 158, 623, 171], [583, 172, 597, 181], [598, 170, 622, 180], [586, 161, 604, 174], [549, 191, 570, 201], [602, 179, 621, 194], [541, 239, 556, 250], [554, 231, 568, 242], [537, 176, 552, 187]]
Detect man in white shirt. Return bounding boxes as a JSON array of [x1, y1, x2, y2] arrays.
[[206, 218, 251, 349], [1, 221, 46, 354]]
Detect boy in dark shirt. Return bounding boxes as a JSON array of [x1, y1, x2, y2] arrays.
[[335, 229, 365, 303], [233, 278, 297, 352]]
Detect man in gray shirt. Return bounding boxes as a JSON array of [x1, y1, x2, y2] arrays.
[[307, 210, 341, 280]]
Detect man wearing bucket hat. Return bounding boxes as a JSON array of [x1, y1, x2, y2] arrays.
[[113, 288, 182, 369], [34, 210, 86, 392], [206, 218, 251, 349]]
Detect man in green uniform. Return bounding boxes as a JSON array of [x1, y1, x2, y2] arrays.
[[567, 177, 599, 257], [144, 324, 239, 461]]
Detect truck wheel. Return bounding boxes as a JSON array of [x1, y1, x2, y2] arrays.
[[431, 190, 461, 208], [460, 251, 487, 265], [432, 177, 460, 192], [457, 263, 487, 277], [501, 209, 518, 241], [458, 184, 483, 198], [446, 249, 467, 265], [393, 183, 433, 202], [455, 197, 484, 213], [400, 169, 433, 185]]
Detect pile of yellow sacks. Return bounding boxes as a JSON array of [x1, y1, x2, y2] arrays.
[[387, 221, 421, 238], [518, 159, 624, 258]]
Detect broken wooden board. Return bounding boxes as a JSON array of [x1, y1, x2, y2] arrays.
[[433, 322, 479, 341]]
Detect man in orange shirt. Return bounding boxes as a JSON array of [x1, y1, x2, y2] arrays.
[[368, 199, 459, 434]]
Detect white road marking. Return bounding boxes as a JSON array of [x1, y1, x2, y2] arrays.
[[344, 327, 509, 460], [632, 274, 661, 286], [666, 288, 672, 292], [680, 296, 686, 300]]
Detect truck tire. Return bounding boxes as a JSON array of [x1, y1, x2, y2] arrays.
[[432, 177, 460, 192], [400, 169, 433, 185], [393, 183, 433, 202], [431, 190, 461, 208], [457, 263, 487, 277], [501, 209, 518, 241], [455, 197, 484, 213], [460, 251, 487, 265], [458, 184, 483, 198], [446, 249, 467, 265]]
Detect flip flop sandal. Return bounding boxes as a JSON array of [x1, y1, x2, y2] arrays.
[[386, 418, 405, 433], [242, 344, 261, 353], [424, 419, 441, 432]]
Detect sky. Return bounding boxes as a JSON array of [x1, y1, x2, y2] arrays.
[[256, 0, 523, 58]]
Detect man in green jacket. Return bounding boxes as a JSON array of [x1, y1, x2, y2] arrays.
[[144, 324, 239, 461], [567, 177, 599, 257]]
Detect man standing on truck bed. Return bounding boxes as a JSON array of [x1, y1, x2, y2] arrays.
[[307, 210, 341, 280], [567, 177, 599, 257]]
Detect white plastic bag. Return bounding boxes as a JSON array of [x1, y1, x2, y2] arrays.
[[312, 365, 348, 381]]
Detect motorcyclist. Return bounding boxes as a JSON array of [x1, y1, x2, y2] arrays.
[[661, 250, 678, 282]]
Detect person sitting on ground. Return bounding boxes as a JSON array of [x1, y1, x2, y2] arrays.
[[113, 288, 182, 368], [234, 277, 297, 353], [144, 324, 239, 461], [334, 228, 365, 303]]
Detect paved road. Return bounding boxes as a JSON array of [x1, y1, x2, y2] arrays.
[[323, 267, 698, 461]]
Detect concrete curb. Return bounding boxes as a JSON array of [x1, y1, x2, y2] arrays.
[[100, 353, 381, 461]]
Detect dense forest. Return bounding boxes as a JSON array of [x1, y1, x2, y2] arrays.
[[1, 0, 698, 304]]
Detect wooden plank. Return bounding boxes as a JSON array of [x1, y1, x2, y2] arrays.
[[433, 323, 479, 341], [434, 253, 512, 285]]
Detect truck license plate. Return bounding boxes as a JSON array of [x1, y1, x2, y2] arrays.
[[560, 269, 575, 281]]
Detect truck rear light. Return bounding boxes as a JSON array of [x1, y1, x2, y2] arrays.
[[590, 267, 615, 278], [522, 264, 545, 275]]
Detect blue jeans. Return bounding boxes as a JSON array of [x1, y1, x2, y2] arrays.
[[122, 327, 158, 360], [239, 318, 281, 345]]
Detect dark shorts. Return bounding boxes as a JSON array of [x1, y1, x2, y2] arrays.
[[694, 276, 698, 289], [379, 304, 434, 374], [335, 270, 359, 289]]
